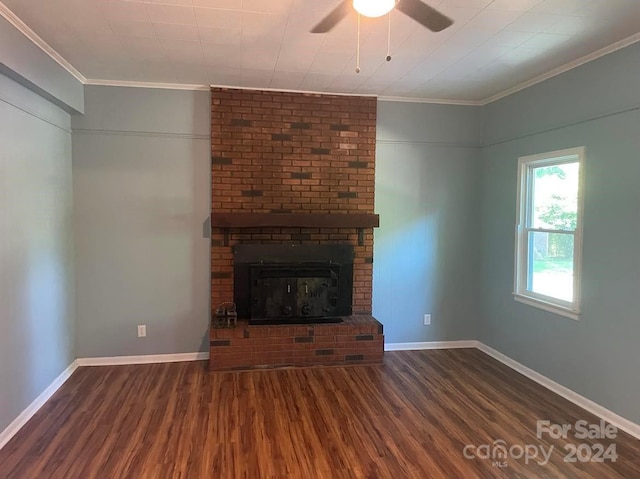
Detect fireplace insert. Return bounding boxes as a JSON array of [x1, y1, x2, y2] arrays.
[[234, 244, 353, 325]]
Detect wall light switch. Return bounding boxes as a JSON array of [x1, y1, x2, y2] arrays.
[[424, 314, 431, 326], [138, 325, 147, 337]]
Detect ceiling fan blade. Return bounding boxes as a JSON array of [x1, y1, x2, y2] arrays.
[[396, 0, 453, 32], [310, 0, 351, 33]]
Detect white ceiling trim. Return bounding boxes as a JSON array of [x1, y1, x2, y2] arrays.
[[210, 84, 377, 98], [378, 96, 482, 107], [0, 1, 86, 83], [84, 79, 210, 92], [2, 2, 640, 107], [481, 31, 640, 106]]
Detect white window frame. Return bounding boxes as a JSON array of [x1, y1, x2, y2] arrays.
[[513, 147, 585, 321]]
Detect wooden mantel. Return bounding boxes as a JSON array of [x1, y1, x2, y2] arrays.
[[211, 213, 380, 229]]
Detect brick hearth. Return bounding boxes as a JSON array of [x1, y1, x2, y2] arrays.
[[209, 316, 384, 371]]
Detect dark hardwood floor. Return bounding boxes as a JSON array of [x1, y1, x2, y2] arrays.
[[0, 349, 638, 478]]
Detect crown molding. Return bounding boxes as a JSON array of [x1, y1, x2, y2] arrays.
[[480, 31, 640, 106], [378, 95, 482, 106], [0, 1, 86, 83], [84, 79, 210, 91], [211, 83, 378, 98]]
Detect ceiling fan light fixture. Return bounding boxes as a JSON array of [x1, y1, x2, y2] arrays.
[[352, 0, 396, 18]]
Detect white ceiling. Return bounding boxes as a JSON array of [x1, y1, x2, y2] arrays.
[[2, 0, 640, 103]]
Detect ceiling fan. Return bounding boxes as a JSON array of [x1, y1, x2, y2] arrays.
[[310, 0, 454, 34]]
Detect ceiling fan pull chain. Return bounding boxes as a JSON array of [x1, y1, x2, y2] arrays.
[[386, 11, 392, 62], [356, 13, 361, 73]]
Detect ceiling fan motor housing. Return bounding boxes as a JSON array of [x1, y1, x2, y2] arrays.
[[311, 0, 453, 37]]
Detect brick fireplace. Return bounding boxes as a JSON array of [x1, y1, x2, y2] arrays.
[[209, 87, 383, 371]]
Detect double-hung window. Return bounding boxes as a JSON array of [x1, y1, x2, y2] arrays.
[[514, 147, 585, 320]]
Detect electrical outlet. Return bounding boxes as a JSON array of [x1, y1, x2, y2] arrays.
[[137, 325, 147, 337], [423, 314, 431, 326]]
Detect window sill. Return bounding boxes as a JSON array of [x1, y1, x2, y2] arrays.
[[512, 293, 580, 321]]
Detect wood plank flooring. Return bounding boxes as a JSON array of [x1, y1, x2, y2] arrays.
[[0, 349, 638, 478]]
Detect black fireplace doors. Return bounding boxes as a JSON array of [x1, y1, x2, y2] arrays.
[[233, 244, 353, 325]]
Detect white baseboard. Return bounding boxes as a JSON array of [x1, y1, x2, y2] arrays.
[[76, 352, 208, 366], [385, 340, 479, 351], [0, 360, 78, 450], [476, 342, 640, 441]]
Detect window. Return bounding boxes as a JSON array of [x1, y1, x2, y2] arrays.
[[514, 147, 584, 320]]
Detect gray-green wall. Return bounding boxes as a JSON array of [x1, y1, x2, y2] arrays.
[[0, 14, 83, 112], [71, 90, 484, 355], [479, 42, 640, 424], [374, 102, 481, 343], [0, 73, 75, 438], [72, 86, 211, 358]]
